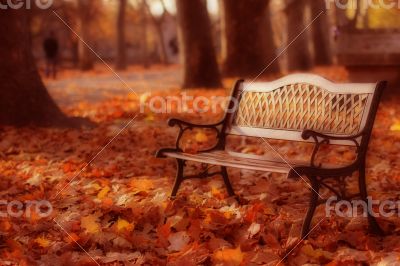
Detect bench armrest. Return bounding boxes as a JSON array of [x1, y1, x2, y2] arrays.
[[301, 129, 364, 168], [156, 118, 225, 158], [168, 118, 224, 129], [301, 129, 364, 143]]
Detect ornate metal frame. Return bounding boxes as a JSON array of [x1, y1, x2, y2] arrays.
[[157, 78, 386, 238]]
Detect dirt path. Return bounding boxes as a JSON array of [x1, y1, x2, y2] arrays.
[[44, 66, 182, 107]]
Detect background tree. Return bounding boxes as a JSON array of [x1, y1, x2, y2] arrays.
[[176, 0, 222, 88], [221, 0, 280, 77], [285, 0, 313, 71], [116, 0, 128, 70], [143, 0, 169, 64], [311, 0, 332, 65], [77, 0, 95, 70], [0, 10, 73, 126]]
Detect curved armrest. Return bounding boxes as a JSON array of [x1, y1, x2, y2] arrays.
[[301, 129, 364, 168], [301, 129, 364, 142], [168, 118, 224, 129], [158, 118, 225, 154]]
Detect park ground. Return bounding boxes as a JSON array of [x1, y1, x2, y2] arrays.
[[1, 65, 400, 265]]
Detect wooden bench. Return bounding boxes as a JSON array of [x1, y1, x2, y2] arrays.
[[157, 74, 386, 237]]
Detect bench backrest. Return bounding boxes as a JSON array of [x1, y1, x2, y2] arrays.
[[226, 74, 380, 146]]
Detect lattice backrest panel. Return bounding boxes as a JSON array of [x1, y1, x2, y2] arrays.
[[228, 74, 377, 143]]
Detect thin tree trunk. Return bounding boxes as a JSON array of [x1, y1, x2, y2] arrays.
[[78, 0, 94, 71], [286, 0, 313, 71], [311, 0, 332, 65], [349, 0, 362, 29], [222, 0, 280, 77], [116, 0, 127, 70], [0, 10, 70, 126], [176, 0, 222, 88], [143, 0, 169, 64], [140, 0, 150, 68]]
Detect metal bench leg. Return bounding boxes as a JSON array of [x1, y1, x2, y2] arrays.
[[359, 166, 384, 235], [221, 166, 236, 197], [301, 177, 320, 238], [171, 159, 185, 198]]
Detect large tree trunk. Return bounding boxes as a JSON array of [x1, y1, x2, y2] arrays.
[[78, 0, 94, 71], [176, 0, 222, 88], [0, 10, 69, 126], [116, 0, 127, 70], [311, 0, 332, 65], [286, 0, 313, 71], [221, 0, 280, 77]]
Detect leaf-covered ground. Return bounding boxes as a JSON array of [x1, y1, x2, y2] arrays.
[[1, 66, 400, 265]]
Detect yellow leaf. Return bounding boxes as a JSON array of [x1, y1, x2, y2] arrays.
[[116, 218, 134, 232], [91, 183, 102, 190], [301, 244, 333, 260], [213, 247, 244, 266], [130, 178, 154, 192], [145, 113, 155, 122], [81, 215, 101, 234], [97, 186, 110, 199], [35, 236, 50, 248], [195, 131, 208, 142], [390, 122, 400, 131]]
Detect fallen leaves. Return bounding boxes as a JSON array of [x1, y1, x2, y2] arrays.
[[34, 236, 51, 248], [81, 214, 101, 234], [116, 217, 134, 232], [1, 69, 400, 265], [213, 247, 244, 266], [390, 122, 400, 131], [168, 231, 191, 252]]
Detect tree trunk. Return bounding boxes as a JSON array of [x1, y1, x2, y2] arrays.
[[349, 0, 362, 29], [286, 0, 313, 71], [116, 0, 127, 70], [176, 0, 222, 88], [78, 0, 94, 71], [221, 0, 280, 77], [0, 10, 70, 126], [143, 0, 169, 64], [311, 0, 332, 65]]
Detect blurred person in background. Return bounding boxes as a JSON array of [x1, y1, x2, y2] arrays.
[[43, 31, 59, 79]]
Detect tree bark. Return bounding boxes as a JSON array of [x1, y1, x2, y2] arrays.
[[286, 0, 313, 71], [221, 0, 280, 77], [78, 0, 94, 71], [0, 10, 71, 126], [116, 0, 127, 70], [176, 0, 222, 88], [311, 0, 332, 65]]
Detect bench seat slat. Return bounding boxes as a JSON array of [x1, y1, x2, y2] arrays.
[[163, 151, 304, 174], [163, 150, 348, 174]]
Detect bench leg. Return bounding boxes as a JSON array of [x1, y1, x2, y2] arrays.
[[301, 177, 320, 238], [359, 166, 384, 235], [171, 159, 185, 198], [221, 166, 236, 197]]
